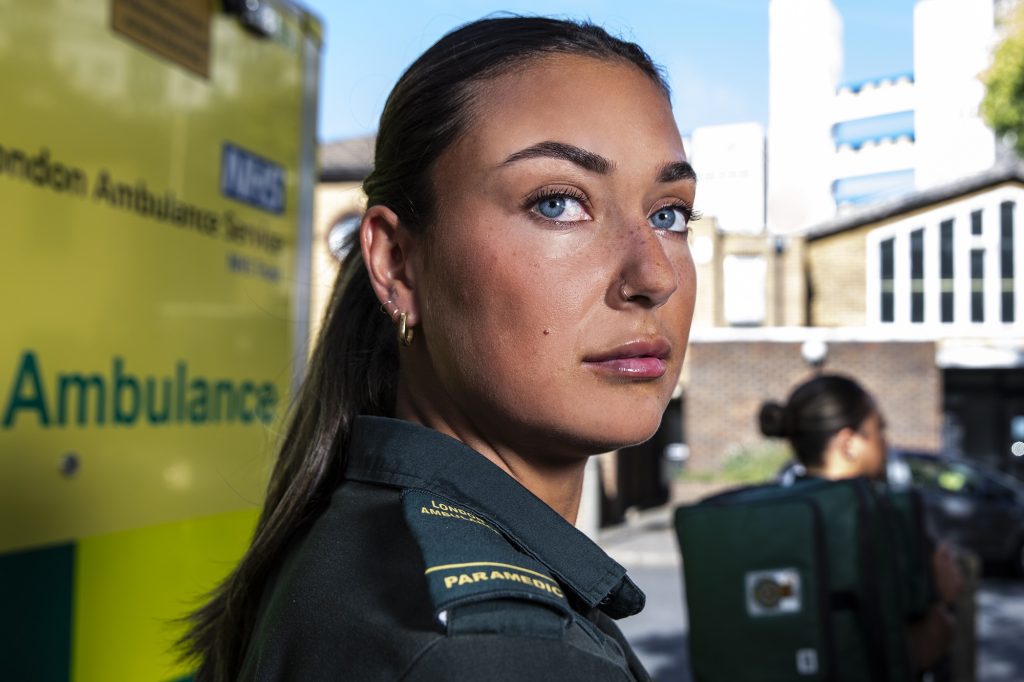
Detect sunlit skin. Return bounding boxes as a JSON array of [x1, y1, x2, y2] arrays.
[[362, 55, 697, 522]]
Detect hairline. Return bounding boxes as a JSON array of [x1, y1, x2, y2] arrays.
[[413, 51, 672, 234]]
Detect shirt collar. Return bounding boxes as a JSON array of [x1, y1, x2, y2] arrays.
[[344, 415, 645, 619]]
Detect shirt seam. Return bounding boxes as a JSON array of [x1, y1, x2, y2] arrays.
[[396, 636, 446, 682]]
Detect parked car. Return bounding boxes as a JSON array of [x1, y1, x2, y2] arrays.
[[776, 451, 1024, 574], [888, 450, 1024, 574]]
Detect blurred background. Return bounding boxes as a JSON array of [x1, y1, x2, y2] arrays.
[[3, 0, 1023, 680]]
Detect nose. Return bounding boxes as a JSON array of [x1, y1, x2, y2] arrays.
[[611, 223, 680, 309]]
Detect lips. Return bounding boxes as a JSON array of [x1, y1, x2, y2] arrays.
[[582, 338, 671, 379]]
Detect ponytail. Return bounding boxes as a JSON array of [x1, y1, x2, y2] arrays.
[[180, 240, 397, 680]]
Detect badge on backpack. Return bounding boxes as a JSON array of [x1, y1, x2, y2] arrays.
[[745, 568, 802, 616], [796, 648, 819, 675]]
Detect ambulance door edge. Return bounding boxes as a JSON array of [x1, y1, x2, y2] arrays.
[[292, 8, 322, 394]]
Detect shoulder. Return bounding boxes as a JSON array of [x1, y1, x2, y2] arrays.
[[279, 480, 418, 604], [400, 489, 572, 637], [242, 481, 440, 679]]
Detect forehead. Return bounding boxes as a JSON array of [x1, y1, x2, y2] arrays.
[[450, 54, 685, 168]]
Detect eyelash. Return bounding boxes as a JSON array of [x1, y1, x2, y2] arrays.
[[522, 187, 590, 216], [522, 188, 702, 231]]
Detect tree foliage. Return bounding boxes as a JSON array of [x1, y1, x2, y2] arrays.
[[982, 5, 1024, 157]]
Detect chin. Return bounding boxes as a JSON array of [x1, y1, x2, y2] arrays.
[[562, 413, 664, 455]]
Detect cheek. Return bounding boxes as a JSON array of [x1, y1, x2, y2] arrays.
[[421, 226, 580, 381], [477, 252, 589, 369]]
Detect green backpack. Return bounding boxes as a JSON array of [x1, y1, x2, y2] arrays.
[[674, 477, 933, 682]]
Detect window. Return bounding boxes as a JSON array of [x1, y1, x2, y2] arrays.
[[971, 209, 983, 236], [971, 249, 985, 322], [723, 255, 767, 326], [880, 238, 895, 322], [940, 219, 954, 322], [910, 228, 924, 323], [870, 193, 1020, 327], [1001, 201, 1015, 323], [327, 213, 361, 260]]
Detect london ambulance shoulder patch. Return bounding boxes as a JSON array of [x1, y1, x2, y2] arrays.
[[401, 489, 571, 636]]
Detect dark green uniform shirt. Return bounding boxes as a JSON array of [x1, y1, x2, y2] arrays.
[[240, 416, 651, 681]]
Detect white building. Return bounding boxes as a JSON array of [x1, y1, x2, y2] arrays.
[[913, 0, 998, 190], [832, 73, 916, 207], [688, 122, 765, 234], [764, 0, 1003, 234], [766, 0, 843, 235]]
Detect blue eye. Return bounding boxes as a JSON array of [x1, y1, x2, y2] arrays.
[[650, 206, 685, 231], [651, 205, 684, 229], [538, 196, 567, 218], [530, 193, 591, 222]]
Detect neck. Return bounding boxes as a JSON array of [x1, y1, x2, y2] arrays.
[[394, 380, 588, 524], [805, 453, 865, 481]]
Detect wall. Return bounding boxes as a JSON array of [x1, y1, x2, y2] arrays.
[[689, 225, 807, 329], [807, 226, 870, 327]]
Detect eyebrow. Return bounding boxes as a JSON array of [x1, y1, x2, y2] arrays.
[[658, 160, 697, 184], [502, 140, 697, 184], [502, 141, 612, 174]]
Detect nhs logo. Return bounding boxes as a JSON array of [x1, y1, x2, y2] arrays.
[[221, 143, 285, 214]]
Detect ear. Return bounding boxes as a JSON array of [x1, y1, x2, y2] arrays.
[[827, 425, 860, 462], [833, 427, 859, 462], [360, 205, 420, 325]]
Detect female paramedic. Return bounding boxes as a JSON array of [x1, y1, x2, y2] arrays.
[[182, 16, 699, 681], [760, 373, 964, 674]]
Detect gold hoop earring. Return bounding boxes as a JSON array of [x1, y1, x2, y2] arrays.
[[381, 298, 415, 346], [397, 312, 414, 346]]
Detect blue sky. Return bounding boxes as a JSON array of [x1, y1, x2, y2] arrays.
[[302, 0, 916, 142]]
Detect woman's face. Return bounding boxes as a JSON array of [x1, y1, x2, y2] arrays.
[[854, 411, 889, 480], [409, 54, 697, 459]]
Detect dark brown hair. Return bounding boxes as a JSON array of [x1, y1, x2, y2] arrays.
[[180, 15, 669, 681], [759, 373, 876, 467]]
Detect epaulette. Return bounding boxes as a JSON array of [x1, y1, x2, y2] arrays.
[[401, 489, 572, 638]]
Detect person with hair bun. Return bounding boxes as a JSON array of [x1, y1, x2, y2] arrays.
[[760, 374, 887, 482], [181, 15, 698, 682], [760, 373, 963, 674]]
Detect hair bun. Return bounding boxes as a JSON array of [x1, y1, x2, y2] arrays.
[[759, 401, 788, 438]]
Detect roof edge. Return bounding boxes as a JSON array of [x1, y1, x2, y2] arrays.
[[806, 161, 1024, 240]]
